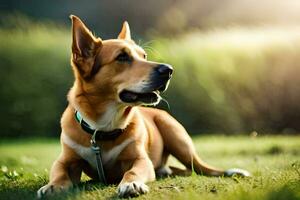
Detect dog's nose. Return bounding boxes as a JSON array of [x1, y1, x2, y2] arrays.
[[156, 64, 173, 77]]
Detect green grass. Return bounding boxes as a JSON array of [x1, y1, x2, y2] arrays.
[[0, 135, 299, 200]]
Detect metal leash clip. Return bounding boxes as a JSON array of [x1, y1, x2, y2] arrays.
[[90, 130, 107, 184]]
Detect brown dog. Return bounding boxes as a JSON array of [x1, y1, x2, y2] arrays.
[[37, 15, 250, 198]]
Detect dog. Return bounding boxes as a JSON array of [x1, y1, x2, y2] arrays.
[[37, 15, 250, 198]]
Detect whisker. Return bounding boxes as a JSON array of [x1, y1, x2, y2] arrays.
[[137, 39, 144, 47], [143, 46, 162, 59], [140, 40, 156, 47], [139, 40, 164, 62]]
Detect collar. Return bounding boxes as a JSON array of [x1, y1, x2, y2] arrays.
[[74, 110, 124, 141]]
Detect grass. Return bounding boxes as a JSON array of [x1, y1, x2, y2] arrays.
[[0, 135, 299, 200]]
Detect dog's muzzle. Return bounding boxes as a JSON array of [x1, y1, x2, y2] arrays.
[[119, 64, 173, 104]]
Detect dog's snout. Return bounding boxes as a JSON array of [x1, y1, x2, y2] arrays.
[[156, 64, 173, 77]]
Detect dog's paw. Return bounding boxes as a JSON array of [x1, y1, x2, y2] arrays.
[[37, 184, 71, 198], [118, 181, 149, 198], [224, 168, 251, 177], [156, 166, 172, 178]]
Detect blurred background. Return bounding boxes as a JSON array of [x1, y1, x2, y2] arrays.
[[1, 0, 300, 137]]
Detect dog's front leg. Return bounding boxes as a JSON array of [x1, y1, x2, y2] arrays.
[[37, 159, 73, 198], [118, 157, 155, 198], [37, 144, 82, 198]]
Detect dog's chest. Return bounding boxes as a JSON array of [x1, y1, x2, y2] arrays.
[[62, 133, 133, 169]]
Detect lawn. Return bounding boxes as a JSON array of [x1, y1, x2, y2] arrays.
[[0, 135, 299, 200]]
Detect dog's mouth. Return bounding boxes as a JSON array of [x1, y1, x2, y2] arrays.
[[119, 76, 171, 105], [119, 90, 160, 104]]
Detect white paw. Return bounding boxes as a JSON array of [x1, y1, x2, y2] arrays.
[[37, 184, 70, 198], [118, 181, 149, 198], [156, 166, 172, 178], [224, 168, 251, 177]]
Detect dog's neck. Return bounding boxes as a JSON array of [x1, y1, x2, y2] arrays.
[[68, 84, 133, 132]]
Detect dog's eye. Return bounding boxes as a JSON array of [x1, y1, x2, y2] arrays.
[[116, 52, 131, 62], [143, 54, 147, 59]]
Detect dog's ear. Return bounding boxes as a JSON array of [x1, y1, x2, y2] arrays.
[[118, 21, 131, 40], [70, 15, 102, 79]]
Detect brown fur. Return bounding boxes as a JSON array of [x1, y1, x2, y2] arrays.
[[37, 15, 230, 198]]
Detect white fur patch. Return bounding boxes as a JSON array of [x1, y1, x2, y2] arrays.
[[102, 138, 134, 166], [62, 133, 96, 168], [62, 133, 134, 168], [125, 80, 150, 93], [73, 103, 130, 131], [95, 103, 125, 131]]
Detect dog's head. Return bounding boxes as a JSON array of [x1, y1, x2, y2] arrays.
[[70, 15, 173, 106]]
